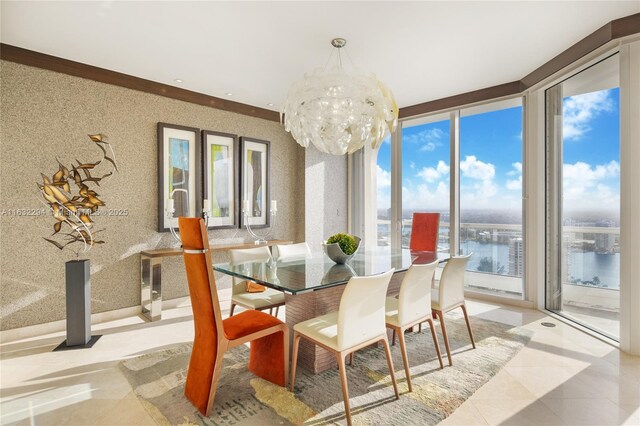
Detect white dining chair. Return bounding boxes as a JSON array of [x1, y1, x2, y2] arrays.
[[290, 269, 399, 426], [275, 242, 311, 262], [228, 246, 285, 317], [385, 261, 443, 392], [431, 254, 475, 366]]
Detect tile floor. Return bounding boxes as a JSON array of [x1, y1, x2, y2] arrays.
[[1, 291, 639, 425]]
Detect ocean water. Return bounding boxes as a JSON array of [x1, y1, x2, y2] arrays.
[[378, 224, 620, 290]]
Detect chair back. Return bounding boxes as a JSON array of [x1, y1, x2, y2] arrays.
[[437, 254, 472, 310], [397, 260, 439, 326], [178, 217, 224, 412], [275, 242, 311, 262], [229, 246, 272, 295], [337, 269, 394, 350], [409, 212, 440, 252]]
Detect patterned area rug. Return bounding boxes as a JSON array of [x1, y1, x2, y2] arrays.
[[120, 312, 531, 425]]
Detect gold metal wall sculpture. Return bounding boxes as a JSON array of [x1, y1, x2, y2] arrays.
[[37, 134, 118, 255]]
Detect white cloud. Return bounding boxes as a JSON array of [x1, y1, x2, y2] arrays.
[[404, 128, 445, 152], [376, 166, 391, 209], [402, 181, 450, 210], [563, 90, 614, 140], [460, 155, 495, 180], [376, 165, 391, 188], [563, 160, 619, 183], [562, 160, 620, 207], [436, 160, 450, 174], [508, 162, 522, 175], [506, 176, 522, 190], [417, 160, 449, 183], [506, 162, 522, 190], [421, 142, 437, 152], [410, 161, 416, 169], [417, 167, 440, 182], [460, 180, 499, 207]]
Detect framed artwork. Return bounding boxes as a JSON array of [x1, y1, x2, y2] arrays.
[[239, 137, 270, 229], [202, 130, 238, 229], [157, 123, 201, 232]]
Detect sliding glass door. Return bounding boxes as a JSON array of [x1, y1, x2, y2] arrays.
[[546, 53, 620, 340]]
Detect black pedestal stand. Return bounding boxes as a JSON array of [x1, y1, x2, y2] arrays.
[[53, 259, 102, 351]]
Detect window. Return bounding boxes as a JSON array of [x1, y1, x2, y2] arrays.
[[460, 99, 524, 297], [375, 136, 392, 246], [377, 101, 525, 299], [401, 113, 450, 252]]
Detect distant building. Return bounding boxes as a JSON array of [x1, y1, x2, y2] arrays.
[[509, 237, 524, 277], [595, 220, 615, 253]]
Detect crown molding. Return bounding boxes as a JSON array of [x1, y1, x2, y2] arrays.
[[400, 12, 640, 118], [0, 43, 280, 122], [1, 12, 638, 122]]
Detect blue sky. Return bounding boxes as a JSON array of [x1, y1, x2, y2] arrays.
[[376, 88, 620, 212]]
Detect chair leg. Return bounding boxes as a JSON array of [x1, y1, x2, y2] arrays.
[[391, 329, 396, 346], [282, 327, 290, 388], [436, 310, 452, 366], [274, 306, 280, 318], [418, 323, 422, 333], [290, 333, 301, 392], [349, 352, 354, 366], [396, 327, 412, 392], [460, 304, 476, 349], [269, 307, 273, 316], [380, 337, 399, 399], [229, 303, 236, 317], [204, 345, 227, 417], [336, 352, 352, 426], [427, 318, 444, 369]]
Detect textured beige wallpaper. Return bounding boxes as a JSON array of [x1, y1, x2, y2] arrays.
[[0, 60, 305, 330]]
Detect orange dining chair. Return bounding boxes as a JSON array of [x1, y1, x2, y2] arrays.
[[178, 217, 289, 416], [409, 212, 440, 252]]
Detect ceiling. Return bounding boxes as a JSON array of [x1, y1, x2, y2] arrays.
[[1, 1, 638, 113]]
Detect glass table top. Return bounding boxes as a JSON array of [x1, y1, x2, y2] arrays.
[[213, 246, 449, 295]]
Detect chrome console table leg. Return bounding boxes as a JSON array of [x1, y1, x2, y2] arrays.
[[141, 254, 162, 321]]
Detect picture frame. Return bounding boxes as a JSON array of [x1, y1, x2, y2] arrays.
[[239, 137, 270, 229], [157, 123, 201, 232], [202, 130, 239, 229]]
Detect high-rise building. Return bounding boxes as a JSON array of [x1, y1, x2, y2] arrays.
[[595, 220, 615, 253], [508, 237, 524, 277]]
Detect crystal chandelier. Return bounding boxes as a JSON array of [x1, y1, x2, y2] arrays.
[[281, 38, 398, 155]]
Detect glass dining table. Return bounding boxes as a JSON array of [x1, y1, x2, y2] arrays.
[[214, 246, 449, 373]]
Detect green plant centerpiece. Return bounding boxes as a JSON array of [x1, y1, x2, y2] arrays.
[[323, 233, 361, 264]]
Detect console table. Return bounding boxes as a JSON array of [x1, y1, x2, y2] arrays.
[[140, 240, 291, 321]]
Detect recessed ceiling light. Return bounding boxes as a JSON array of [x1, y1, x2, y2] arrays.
[[226, 92, 233, 96], [267, 103, 275, 107], [174, 78, 183, 83]]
